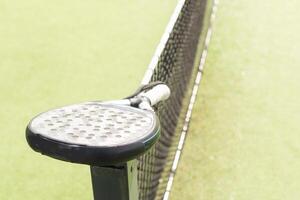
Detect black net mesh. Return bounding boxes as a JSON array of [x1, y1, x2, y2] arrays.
[[137, 0, 213, 199]]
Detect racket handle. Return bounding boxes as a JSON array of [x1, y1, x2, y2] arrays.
[[140, 84, 171, 106]]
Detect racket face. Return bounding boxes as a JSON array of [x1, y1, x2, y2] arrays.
[[28, 102, 158, 147], [26, 102, 160, 165]]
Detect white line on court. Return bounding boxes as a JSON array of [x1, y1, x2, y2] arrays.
[[163, 0, 218, 199]]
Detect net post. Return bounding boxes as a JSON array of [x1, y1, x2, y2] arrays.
[[90, 160, 138, 200]]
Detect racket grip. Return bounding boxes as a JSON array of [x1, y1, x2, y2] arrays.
[[140, 84, 171, 106]]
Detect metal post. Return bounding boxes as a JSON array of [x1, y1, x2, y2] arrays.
[[90, 160, 138, 200]]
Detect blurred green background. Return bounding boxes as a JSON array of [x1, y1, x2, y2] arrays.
[[1, 0, 300, 199], [0, 0, 177, 199], [172, 0, 300, 199]]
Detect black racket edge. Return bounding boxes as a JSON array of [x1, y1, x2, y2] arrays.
[[26, 117, 160, 166]]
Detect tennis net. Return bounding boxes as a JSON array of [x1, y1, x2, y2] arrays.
[[137, 0, 216, 199]]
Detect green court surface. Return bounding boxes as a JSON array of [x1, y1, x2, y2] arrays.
[[0, 1, 177, 199], [171, 0, 300, 199], [1, 0, 300, 199]]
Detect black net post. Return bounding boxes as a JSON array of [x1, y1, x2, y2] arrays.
[[90, 160, 139, 200]]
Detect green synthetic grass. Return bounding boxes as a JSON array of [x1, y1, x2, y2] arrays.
[[0, 1, 177, 199], [171, 0, 300, 199], [2, 0, 300, 199]]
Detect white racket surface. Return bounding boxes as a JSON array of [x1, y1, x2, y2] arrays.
[[28, 102, 157, 147]]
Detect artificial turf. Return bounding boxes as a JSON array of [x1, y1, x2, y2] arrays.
[[171, 0, 300, 199], [0, 1, 177, 199], [2, 0, 299, 199]]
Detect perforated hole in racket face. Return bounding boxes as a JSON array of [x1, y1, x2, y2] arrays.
[[28, 102, 157, 147]]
